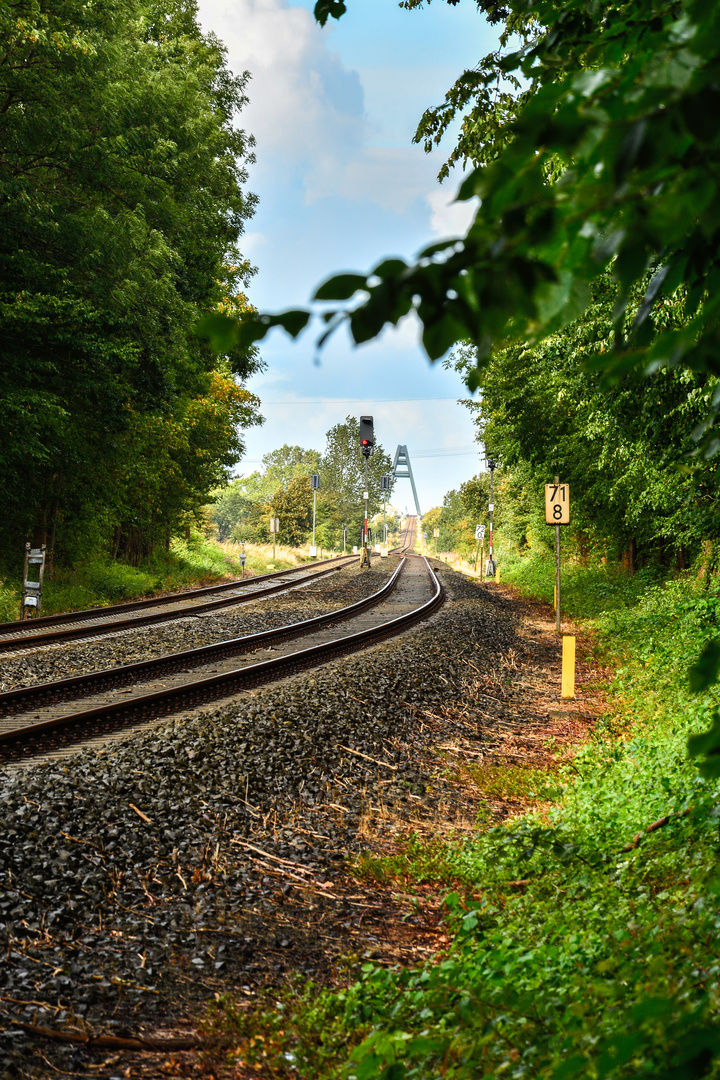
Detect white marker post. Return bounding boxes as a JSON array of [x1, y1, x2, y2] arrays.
[[269, 516, 280, 560], [474, 524, 485, 574]]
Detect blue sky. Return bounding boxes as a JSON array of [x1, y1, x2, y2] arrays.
[[196, 0, 499, 512]]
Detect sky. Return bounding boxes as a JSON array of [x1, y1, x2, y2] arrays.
[[196, 0, 500, 513]]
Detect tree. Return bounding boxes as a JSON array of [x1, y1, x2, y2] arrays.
[[268, 475, 314, 547], [210, 0, 720, 459], [259, 446, 322, 496], [455, 272, 718, 568], [318, 417, 393, 548], [211, 444, 321, 541], [0, 0, 260, 566]]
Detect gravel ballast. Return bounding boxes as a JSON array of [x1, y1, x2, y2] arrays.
[[0, 563, 396, 693], [0, 567, 523, 1077]]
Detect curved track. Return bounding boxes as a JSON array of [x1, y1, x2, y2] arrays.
[[0, 553, 442, 763]]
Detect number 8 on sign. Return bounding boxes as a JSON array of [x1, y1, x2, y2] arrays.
[[545, 483, 570, 525]]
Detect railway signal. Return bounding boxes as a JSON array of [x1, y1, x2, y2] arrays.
[[22, 543, 46, 620], [359, 416, 373, 568], [359, 415, 374, 458]]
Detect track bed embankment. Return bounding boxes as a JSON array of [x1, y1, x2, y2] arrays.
[[0, 566, 597, 1078]]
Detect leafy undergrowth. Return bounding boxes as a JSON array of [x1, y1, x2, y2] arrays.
[[0, 531, 248, 621], [205, 558, 720, 1079]]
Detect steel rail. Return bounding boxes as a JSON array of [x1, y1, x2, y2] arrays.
[[0, 558, 407, 718], [0, 558, 443, 761], [0, 553, 357, 638], [0, 560, 359, 654]]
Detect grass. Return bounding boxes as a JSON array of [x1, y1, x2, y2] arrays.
[[218, 539, 337, 578], [205, 553, 720, 1079], [0, 531, 249, 622], [0, 533, 346, 621]]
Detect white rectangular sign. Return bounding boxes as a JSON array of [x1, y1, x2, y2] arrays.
[[475, 525, 486, 540], [545, 483, 570, 525]]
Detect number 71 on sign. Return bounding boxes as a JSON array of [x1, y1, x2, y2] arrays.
[[545, 483, 570, 525]]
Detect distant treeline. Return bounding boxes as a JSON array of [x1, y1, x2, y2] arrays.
[[211, 419, 398, 551]]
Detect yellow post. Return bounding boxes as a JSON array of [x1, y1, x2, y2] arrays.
[[495, 566, 500, 584], [554, 584, 557, 610], [562, 635, 576, 698]]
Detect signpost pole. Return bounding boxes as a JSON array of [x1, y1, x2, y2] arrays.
[[473, 523, 486, 576], [544, 478, 569, 635], [486, 459, 496, 576], [554, 475, 561, 633]]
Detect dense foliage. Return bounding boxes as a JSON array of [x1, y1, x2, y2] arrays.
[[452, 272, 720, 569], [0, 0, 260, 572], [223, 0, 720, 454]]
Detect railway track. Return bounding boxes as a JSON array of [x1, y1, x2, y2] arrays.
[[0, 555, 360, 655], [0, 551, 442, 763]]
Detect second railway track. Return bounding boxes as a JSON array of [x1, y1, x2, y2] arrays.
[[0, 554, 358, 654], [0, 553, 442, 763]]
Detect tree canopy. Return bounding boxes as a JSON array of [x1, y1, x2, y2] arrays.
[[210, 0, 720, 458], [0, 0, 260, 567]]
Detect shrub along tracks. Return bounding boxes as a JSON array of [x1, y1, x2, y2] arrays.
[[0, 567, 598, 1078]]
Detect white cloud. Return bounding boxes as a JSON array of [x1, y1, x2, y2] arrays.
[[198, 1, 364, 171], [240, 230, 268, 257], [426, 188, 479, 237], [198, 0, 446, 216], [310, 146, 439, 214]]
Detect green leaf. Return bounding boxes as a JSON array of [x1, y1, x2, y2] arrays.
[[313, 0, 346, 27], [688, 711, 720, 778], [689, 640, 720, 693], [372, 258, 408, 281], [272, 309, 311, 338], [422, 313, 469, 360], [195, 312, 239, 354], [314, 273, 369, 301]]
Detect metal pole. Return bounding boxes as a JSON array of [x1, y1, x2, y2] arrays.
[[555, 474, 561, 634], [474, 539, 480, 573], [365, 458, 369, 546], [312, 489, 317, 551], [488, 461, 495, 575], [362, 457, 370, 565]]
